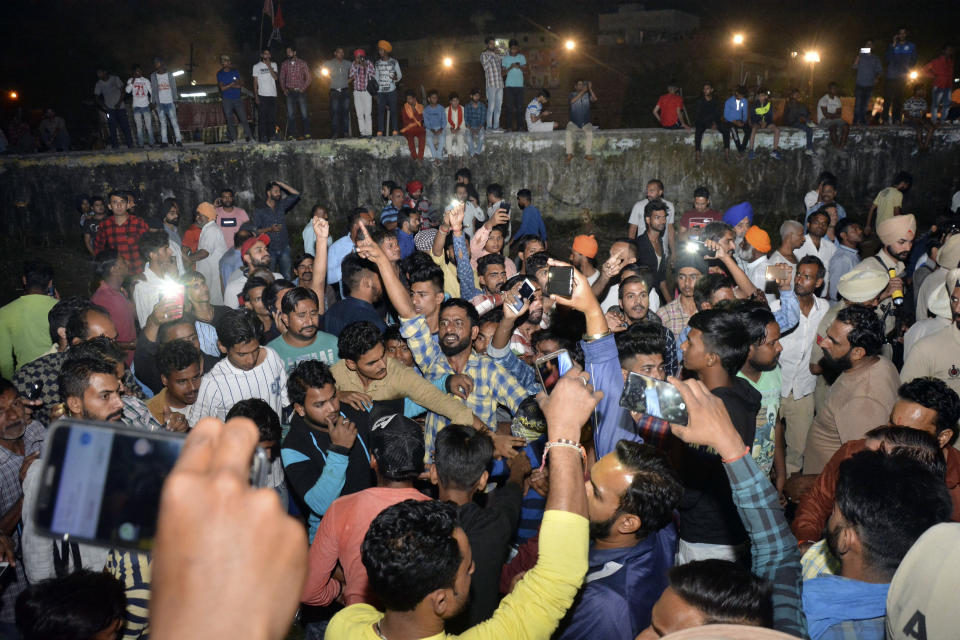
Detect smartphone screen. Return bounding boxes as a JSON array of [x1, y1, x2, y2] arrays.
[[535, 349, 574, 394], [511, 279, 536, 312], [860, 47, 871, 54], [34, 420, 269, 550], [619, 373, 689, 426], [545, 266, 574, 298], [159, 283, 185, 320]]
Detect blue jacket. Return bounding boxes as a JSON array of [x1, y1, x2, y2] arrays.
[[724, 96, 748, 122], [556, 524, 678, 640], [885, 41, 917, 78], [424, 104, 446, 130], [513, 205, 547, 243]]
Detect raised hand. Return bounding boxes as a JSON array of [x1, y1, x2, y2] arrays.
[[537, 367, 603, 443]]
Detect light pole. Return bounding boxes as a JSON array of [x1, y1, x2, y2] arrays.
[[732, 33, 745, 85], [804, 51, 820, 99]]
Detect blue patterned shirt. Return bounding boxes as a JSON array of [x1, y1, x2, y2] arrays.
[[465, 101, 487, 128]]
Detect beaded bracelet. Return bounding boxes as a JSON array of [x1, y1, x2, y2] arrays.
[[541, 439, 587, 468]]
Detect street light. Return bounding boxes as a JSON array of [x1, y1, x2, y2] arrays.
[[564, 39, 576, 51], [732, 33, 745, 84], [804, 51, 820, 98], [909, 70, 918, 80], [7, 91, 17, 100], [732, 33, 745, 46], [321, 67, 330, 77], [442, 56, 453, 68]]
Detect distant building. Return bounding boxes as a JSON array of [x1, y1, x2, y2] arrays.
[[598, 4, 700, 46]]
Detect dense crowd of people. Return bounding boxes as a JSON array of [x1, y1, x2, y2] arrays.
[[3, 148, 960, 640]]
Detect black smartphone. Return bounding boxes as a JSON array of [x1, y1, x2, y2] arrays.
[[619, 373, 689, 425], [535, 349, 574, 394], [33, 419, 269, 550], [26, 382, 43, 401], [510, 278, 536, 312], [545, 266, 574, 298]]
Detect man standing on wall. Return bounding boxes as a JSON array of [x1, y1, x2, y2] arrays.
[[281, 46, 312, 140], [501, 39, 527, 132], [216, 55, 253, 143], [253, 180, 301, 279], [252, 48, 280, 143], [348, 49, 375, 137], [883, 28, 917, 124], [323, 47, 352, 139], [151, 57, 183, 148], [94, 68, 133, 149], [374, 40, 402, 136], [480, 36, 504, 132]]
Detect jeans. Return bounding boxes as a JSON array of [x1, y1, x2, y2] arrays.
[[257, 95, 276, 141], [330, 88, 350, 137], [270, 245, 292, 279], [156, 102, 182, 143], [694, 119, 728, 151], [853, 85, 873, 125], [565, 121, 593, 155], [377, 90, 398, 134], [503, 87, 525, 131], [426, 129, 446, 159], [485, 86, 503, 128], [724, 121, 750, 152], [932, 87, 951, 124], [795, 121, 814, 149], [105, 107, 133, 147], [882, 76, 907, 124], [222, 97, 252, 141], [133, 106, 155, 146], [354, 90, 373, 136], [467, 127, 485, 155], [286, 90, 310, 137]]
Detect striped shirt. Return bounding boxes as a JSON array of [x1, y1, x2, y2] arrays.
[[480, 50, 504, 89], [105, 550, 152, 639], [186, 346, 288, 424]]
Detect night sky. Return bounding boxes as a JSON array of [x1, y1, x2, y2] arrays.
[[1, 0, 956, 126]]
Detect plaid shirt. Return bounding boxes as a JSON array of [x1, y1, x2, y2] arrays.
[[725, 455, 807, 638], [348, 60, 375, 90], [280, 57, 311, 92], [656, 298, 692, 336], [464, 101, 487, 129], [400, 315, 529, 458], [510, 329, 533, 360], [638, 311, 680, 378], [93, 215, 149, 274], [0, 421, 45, 622], [634, 413, 671, 449], [480, 49, 504, 88], [453, 233, 503, 315]]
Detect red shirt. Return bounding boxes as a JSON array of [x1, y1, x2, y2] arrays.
[[93, 215, 149, 274], [924, 55, 955, 89], [656, 93, 685, 127], [90, 281, 136, 364], [182, 224, 201, 252], [679, 209, 722, 233]]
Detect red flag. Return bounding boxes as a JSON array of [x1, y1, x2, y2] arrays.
[[262, 0, 273, 17], [273, 4, 285, 29]]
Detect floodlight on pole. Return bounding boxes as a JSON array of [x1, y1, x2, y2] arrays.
[[565, 39, 576, 51], [7, 91, 17, 100], [442, 56, 453, 68], [908, 70, 918, 80], [732, 33, 745, 46], [803, 51, 820, 63]]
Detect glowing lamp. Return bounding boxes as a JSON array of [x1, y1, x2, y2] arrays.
[[442, 56, 453, 68], [803, 51, 820, 63], [732, 33, 745, 46], [564, 39, 576, 51]]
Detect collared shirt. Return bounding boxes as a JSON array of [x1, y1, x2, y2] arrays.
[[348, 60, 375, 91], [902, 323, 960, 398], [796, 236, 837, 294], [401, 315, 528, 456], [465, 101, 487, 128], [775, 295, 829, 398], [569, 91, 592, 127], [656, 297, 692, 336], [186, 346, 288, 424], [480, 49, 504, 88], [373, 58, 401, 93], [745, 255, 770, 292], [323, 58, 352, 90], [280, 57, 311, 92], [423, 103, 446, 130], [325, 234, 355, 284], [827, 245, 860, 301], [252, 195, 301, 251], [93, 215, 149, 274], [397, 229, 415, 259]]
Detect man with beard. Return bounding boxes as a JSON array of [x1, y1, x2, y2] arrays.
[[721, 202, 754, 271], [223, 233, 281, 309], [592, 238, 641, 311], [94, 191, 150, 275], [154, 198, 186, 275], [0, 377, 46, 630], [133, 230, 179, 326], [502, 273, 545, 364], [194, 202, 228, 305], [776, 256, 830, 475], [618, 275, 679, 377], [803, 305, 901, 474], [504, 441, 682, 640], [395, 207, 421, 260], [267, 287, 338, 371], [214, 188, 249, 249], [291, 253, 314, 289], [658, 251, 706, 335], [902, 269, 960, 397], [736, 304, 784, 483], [635, 200, 671, 303], [147, 340, 202, 431]]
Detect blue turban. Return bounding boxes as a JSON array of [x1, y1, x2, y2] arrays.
[[723, 202, 754, 227]]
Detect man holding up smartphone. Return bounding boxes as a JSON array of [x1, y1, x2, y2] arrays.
[[852, 40, 883, 125]]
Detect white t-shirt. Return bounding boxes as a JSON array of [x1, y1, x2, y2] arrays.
[[252, 61, 279, 97], [128, 77, 152, 108], [816, 94, 842, 123], [155, 72, 174, 104]]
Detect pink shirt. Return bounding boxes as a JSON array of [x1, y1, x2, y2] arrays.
[[91, 281, 136, 364], [301, 487, 431, 606], [215, 207, 249, 249]]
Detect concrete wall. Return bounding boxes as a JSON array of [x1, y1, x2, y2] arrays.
[[1, 127, 958, 242]]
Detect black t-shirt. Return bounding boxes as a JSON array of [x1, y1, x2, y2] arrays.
[[134, 332, 221, 394], [676, 376, 760, 546]]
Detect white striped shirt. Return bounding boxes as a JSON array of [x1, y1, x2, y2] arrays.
[[187, 346, 288, 424]]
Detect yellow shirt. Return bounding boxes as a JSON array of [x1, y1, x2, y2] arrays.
[[325, 510, 589, 640], [430, 250, 461, 298], [873, 186, 903, 226]]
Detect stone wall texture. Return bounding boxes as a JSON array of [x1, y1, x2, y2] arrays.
[[1, 127, 958, 241]]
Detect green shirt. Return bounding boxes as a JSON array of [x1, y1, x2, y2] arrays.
[[738, 366, 782, 476], [267, 331, 339, 372], [0, 294, 57, 380]]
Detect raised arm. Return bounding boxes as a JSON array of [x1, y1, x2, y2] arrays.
[[354, 221, 415, 319], [310, 216, 329, 313]]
